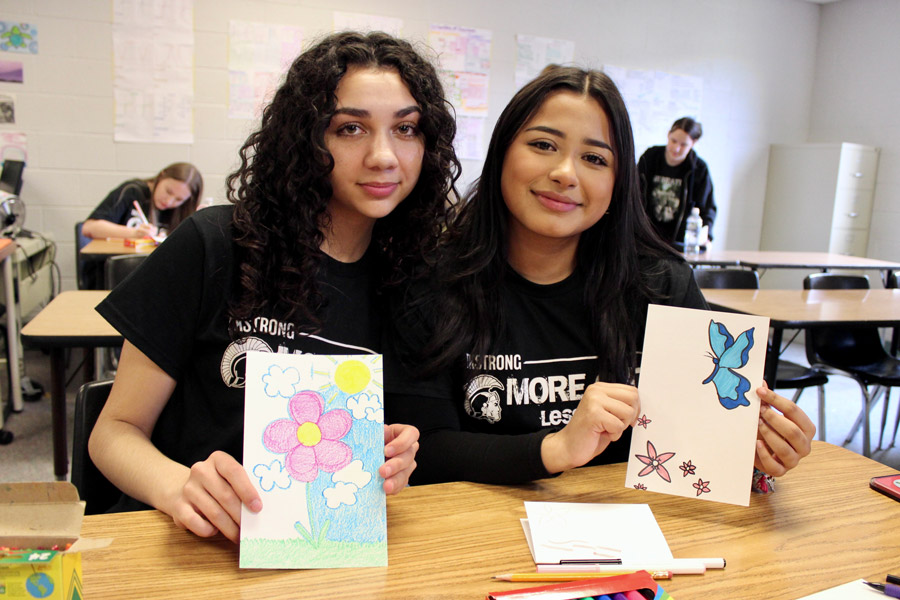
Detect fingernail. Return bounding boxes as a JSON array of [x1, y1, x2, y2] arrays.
[[249, 499, 262, 512]]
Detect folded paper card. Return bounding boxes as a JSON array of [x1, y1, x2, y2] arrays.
[[625, 304, 770, 506], [522, 502, 672, 566], [240, 351, 387, 569]]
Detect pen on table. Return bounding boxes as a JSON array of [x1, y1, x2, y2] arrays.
[[536, 558, 723, 575], [492, 571, 673, 582], [889, 575, 900, 585], [132, 200, 150, 226], [864, 581, 900, 598]]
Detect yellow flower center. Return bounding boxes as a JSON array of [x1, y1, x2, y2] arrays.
[[297, 422, 322, 447]]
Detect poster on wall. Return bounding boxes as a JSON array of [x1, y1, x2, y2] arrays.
[[0, 22, 37, 54], [603, 65, 703, 158], [515, 34, 575, 89], [228, 20, 303, 120], [0, 61, 22, 84], [333, 12, 402, 36], [113, 0, 194, 143], [0, 94, 14, 124], [0, 131, 27, 162]]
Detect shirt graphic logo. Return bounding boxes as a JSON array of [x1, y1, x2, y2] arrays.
[[220, 336, 273, 388], [464, 374, 504, 424]]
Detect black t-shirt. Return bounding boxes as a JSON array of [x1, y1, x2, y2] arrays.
[[647, 160, 691, 240], [88, 180, 176, 230], [384, 257, 708, 485], [97, 205, 381, 510]]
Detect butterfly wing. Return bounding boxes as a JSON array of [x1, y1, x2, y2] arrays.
[[717, 327, 755, 370], [702, 320, 735, 384], [710, 367, 752, 409], [703, 324, 755, 409]]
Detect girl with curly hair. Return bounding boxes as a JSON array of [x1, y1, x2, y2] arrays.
[[89, 31, 460, 542], [385, 65, 814, 486]]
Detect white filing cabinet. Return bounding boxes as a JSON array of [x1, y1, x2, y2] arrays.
[[760, 143, 879, 256]]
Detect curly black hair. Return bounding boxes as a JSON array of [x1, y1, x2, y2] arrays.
[[226, 31, 460, 333]]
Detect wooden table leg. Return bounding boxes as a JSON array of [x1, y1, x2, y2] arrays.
[[51, 347, 68, 481]]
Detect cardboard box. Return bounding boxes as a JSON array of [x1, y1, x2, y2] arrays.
[[0, 482, 86, 600]]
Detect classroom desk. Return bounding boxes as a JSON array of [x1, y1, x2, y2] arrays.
[[703, 288, 900, 456], [0, 237, 22, 435], [689, 250, 900, 285], [80, 238, 155, 255], [76, 441, 898, 600], [20, 290, 120, 480]]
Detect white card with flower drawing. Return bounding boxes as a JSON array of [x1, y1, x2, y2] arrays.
[[240, 351, 386, 568], [625, 304, 770, 506]]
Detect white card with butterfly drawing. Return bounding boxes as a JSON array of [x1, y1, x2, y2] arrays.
[[625, 304, 770, 506]]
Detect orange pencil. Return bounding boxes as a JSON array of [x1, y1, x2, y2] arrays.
[[491, 571, 672, 582]]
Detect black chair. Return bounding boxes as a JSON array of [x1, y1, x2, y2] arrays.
[[104, 254, 148, 289], [74, 221, 95, 290], [803, 273, 900, 456], [694, 268, 830, 438], [71, 379, 121, 515]]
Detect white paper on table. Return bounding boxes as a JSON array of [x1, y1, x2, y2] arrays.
[[522, 502, 672, 565], [794, 579, 883, 598], [625, 304, 769, 506]]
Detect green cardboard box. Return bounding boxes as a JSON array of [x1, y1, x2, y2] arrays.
[[0, 482, 86, 600]]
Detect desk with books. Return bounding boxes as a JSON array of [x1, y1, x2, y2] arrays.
[[76, 441, 898, 599]]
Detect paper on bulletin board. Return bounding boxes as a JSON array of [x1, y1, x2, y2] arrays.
[[430, 24, 492, 118], [515, 34, 575, 89], [625, 304, 769, 506], [240, 351, 387, 569]]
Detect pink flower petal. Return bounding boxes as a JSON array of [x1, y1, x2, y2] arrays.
[[657, 464, 672, 483], [637, 464, 656, 477], [286, 444, 319, 482], [635, 454, 652, 465], [656, 452, 676, 464], [263, 419, 299, 453], [313, 439, 352, 473], [289, 391, 324, 425], [646, 440, 658, 459], [318, 408, 351, 440]]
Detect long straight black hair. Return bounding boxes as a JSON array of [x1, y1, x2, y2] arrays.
[[413, 65, 677, 382]]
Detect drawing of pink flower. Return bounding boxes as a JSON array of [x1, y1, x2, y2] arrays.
[[636, 414, 651, 428], [693, 478, 711, 496], [679, 460, 696, 477], [634, 440, 676, 482], [634, 483, 647, 490], [263, 390, 353, 482]]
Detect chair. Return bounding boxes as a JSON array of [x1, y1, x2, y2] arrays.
[[104, 254, 148, 289], [74, 221, 96, 290], [694, 268, 830, 438], [71, 379, 121, 515], [803, 273, 900, 457]]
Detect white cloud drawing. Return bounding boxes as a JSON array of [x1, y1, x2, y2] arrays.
[[253, 460, 292, 492], [324, 482, 359, 508], [346, 392, 383, 422], [262, 365, 300, 398], [333, 459, 372, 488]]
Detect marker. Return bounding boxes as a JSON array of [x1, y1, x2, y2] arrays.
[[537, 558, 716, 575], [492, 571, 673, 582], [132, 200, 150, 225], [864, 581, 900, 598], [889, 575, 900, 586]]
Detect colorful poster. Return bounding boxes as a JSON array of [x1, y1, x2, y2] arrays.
[[333, 11, 403, 36], [429, 24, 492, 118], [515, 34, 575, 89], [0, 60, 23, 83], [240, 351, 387, 569], [625, 304, 769, 506], [0, 22, 37, 54], [0, 132, 26, 162]]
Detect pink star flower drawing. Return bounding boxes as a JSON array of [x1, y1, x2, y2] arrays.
[[693, 478, 711, 496], [634, 483, 647, 490], [636, 414, 651, 428], [263, 390, 353, 482], [634, 440, 676, 482], [679, 460, 697, 477]]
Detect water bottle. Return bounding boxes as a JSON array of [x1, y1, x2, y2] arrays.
[[684, 207, 702, 256]]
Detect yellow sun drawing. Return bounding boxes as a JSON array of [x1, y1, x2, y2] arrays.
[[333, 359, 371, 395]]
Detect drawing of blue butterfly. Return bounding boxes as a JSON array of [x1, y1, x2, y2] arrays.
[[702, 320, 755, 410]]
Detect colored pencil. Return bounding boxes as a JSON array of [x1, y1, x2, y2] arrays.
[[492, 571, 673, 582]]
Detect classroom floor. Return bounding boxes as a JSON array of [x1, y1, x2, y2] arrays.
[[1, 343, 899, 484]]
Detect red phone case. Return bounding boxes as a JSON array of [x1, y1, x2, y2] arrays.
[[869, 474, 900, 502]]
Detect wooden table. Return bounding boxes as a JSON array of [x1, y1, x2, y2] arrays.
[[689, 250, 900, 285], [76, 441, 899, 599], [80, 238, 154, 255], [20, 291, 120, 479], [703, 288, 900, 456]]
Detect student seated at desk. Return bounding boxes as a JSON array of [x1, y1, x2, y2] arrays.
[[385, 65, 815, 488], [89, 31, 461, 543], [82, 162, 203, 241]]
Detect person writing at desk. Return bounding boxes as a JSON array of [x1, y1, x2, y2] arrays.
[[82, 162, 204, 240], [89, 32, 461, 543], [638, 117, 715, 250], [385, 66, 815, 488]]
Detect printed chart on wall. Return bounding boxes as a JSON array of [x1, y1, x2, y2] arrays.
[[603, 65, 702, 159], [241, 351, 387, 569], [625, 304, 769, 506]]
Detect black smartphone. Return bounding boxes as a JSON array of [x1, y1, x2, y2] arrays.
[[869, 474, 900, 502]]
